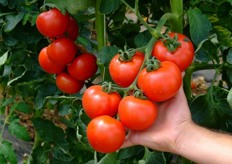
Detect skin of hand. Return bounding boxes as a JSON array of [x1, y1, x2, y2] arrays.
[[121, 86, 232, 164], [121, 86, 192, 152]]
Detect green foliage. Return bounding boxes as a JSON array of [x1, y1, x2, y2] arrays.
[[0, 0, 232, 163]]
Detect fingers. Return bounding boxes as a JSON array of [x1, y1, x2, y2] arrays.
[[120, 133, 135, 149]]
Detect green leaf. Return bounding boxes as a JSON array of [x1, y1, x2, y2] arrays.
[[188, 8, 212, 45], [32, 118, 68, 147], [51, 146, 74, 162], [31, 144, 50, 164], [227, 48, 232, 64], [98, 46, 120, 66], [35, 82, 58, 109], [195, 40, 218, 62], [214, 26, 232, 47], [100, 0, 120, 14], [98, 153, 117, 164], [45, 0, 94, 15], [7, 66, 27, 86], [15, 102, 31, 114], [118, 146, 144, 160], [227, 87, 232, 109], [190, 87, 232, 130], [0, 140, 17, 164], [0, 154, 7, 164], [0, 51, 9, 66], [141, 148, 166, 164], [8, 119, 31, 141], [4, 12, 24, 32], [134, 30, 152, 48]]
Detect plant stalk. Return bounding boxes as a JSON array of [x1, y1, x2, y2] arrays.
[[169, 0, 183, 33], [95, 0, 106, 51]]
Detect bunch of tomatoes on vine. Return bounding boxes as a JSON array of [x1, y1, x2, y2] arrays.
[[36, 8, 98, 94], [36, 7, 195, 154], [83, 34, 194, 153]]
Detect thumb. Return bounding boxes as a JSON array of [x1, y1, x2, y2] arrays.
[[120, 133, 136, 149]]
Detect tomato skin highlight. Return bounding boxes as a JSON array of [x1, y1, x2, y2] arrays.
[[47, 38, 77, 66], [56, 72, 84, 94], [118, 96, 158, 131], [38, 47, 65, 74], [138, 61, 182, 102], [82, 85, 121, 119], [152, 32, 194, 71], [36, 8, 69, 37], [109, 51, 144, 87], [68, 53, 98, 81], [87, 115, 126, 153]]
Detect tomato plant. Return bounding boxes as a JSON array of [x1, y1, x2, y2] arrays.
[[36, 8, 69, 37], [138, 60, 182, 102], [118, 95, 158, 131], [0, 0, 232, 163], [68, 52, 98, 81], [152, 32, 195, 71], [82, 85, 121, 119], [109, 51, 144, 87], [87, 115, 126, 153]]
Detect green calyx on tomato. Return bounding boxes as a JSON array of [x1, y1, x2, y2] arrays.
[[118, 49, 134, 62], [146, 57, 161, 72], [161, 33, 181, 53]]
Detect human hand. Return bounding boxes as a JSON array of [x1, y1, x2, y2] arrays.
[[121, 86, 193, 153]]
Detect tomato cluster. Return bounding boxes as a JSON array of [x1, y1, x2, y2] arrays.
[[83, 32, 194, 153], [36, 8, 98, 94]]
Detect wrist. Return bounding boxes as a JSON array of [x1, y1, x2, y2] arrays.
[[172, 120, 196, 154]]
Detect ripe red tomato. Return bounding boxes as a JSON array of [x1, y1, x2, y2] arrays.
[[87, 115, 126, 153], [47, 38, 77, 66], [109, 51, 144, 87], [138, 61, 182, 102], [66, 16, 79, 40], [67, 53, 98, 81], [36, 8, 69, 37], [38, 47, 65, 74], [82, 85, 121, 119], [118, 96, 158, 131], [152, 32, 194, 71], [56, 72, 84, 94]]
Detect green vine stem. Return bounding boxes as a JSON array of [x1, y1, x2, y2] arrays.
[[169, 0, 183, 33], [95, 0, 106, 51], [0, 104, 16, 142], [183, 62, 232, 101]]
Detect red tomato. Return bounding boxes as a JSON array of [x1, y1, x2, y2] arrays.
[[82, 85, 121, 119], [67, 53, 98, 81], [152, 32, 194, 71], [138, 61, 182, 102], [66, 16, 79, 40], [47, 38, 77, 66], [109, 51, 144, 87], [38, 47, 65, 74], [118, 96, 158, 131], [56, 72, 84, 94], [36, 8, 69, 37], [87, 115, 126, 153]]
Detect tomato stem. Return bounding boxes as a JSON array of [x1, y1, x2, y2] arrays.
[[120, 0, 159, 38], [183, 62, 232, 100], [169, 0, 183, 33], [95, 0, 106, 51]]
